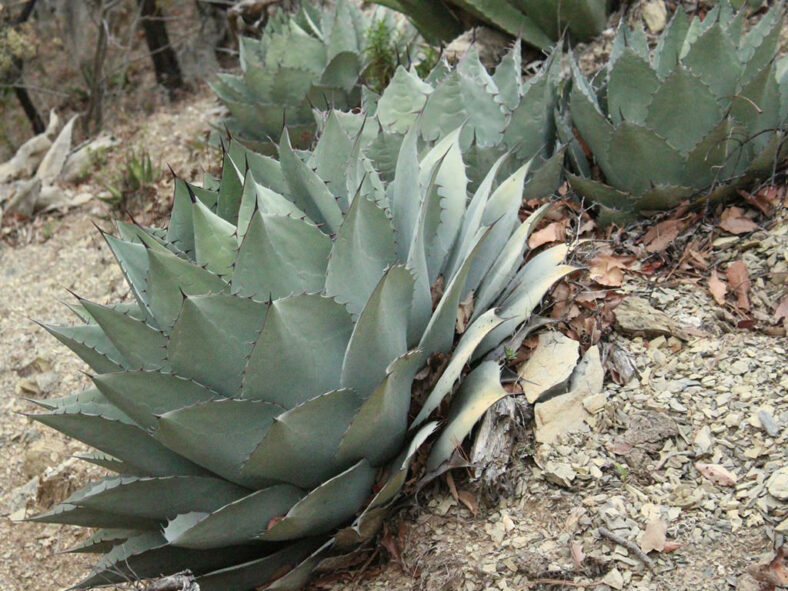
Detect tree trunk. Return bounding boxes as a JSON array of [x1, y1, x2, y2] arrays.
[[9, 0, 44, 134], [137, 0, 183, 98], [13, 80, 45, 134]]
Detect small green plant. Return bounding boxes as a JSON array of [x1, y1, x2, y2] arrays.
[[102, 148, 160, 207], [363, 19, 399, 93], [614, 462, 630, 483]]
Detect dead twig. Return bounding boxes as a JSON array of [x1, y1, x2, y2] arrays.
[[597, 526, 655, 571]]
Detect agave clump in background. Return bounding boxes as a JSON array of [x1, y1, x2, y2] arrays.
[[330, 41, 566, 198], [211, 0, 414, 154], [30, 121, 573, 589], [567, 1, 788, 225], [371, 0, 613, 49]]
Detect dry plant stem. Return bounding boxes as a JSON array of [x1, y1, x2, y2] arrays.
[[597, 527, 656, 571]]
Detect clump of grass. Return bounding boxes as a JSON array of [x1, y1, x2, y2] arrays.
[[363, 18, 400, 94], [103, 148, 160, 208]]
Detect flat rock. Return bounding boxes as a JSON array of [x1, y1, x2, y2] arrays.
[[543, 461, 576, 488], [534, 347, 604, 444], [614, 296, 694, 340], [766, 467, 788, 501], [518, 331, 579, 403]]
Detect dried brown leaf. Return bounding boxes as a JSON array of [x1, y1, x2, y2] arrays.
[[726, 261, 751, 311], [720, 206, 758, 234], [708, 269, 727, 306], [662, 541, 683, 554], [457, 490, 478, 517], [640, 518, 667, 553], [589, 253, 636, 287], [642, 219, 685, 253], [569, 541, 585, 569], [529, 220, 566, 249], [775, 296, 788, 322]]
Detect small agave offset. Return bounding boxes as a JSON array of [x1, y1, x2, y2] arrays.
[[331, 42, 566, 197], [568, 1, 788, 224], [30, 123, 573, 589], [211, 0, 388, 154]]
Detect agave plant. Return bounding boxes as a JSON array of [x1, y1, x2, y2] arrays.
[[30, 123, 573, 589], [567, 1, 788, 225], [211, 1, 413, 154], [371, 0, 612, 49], [329, 41, 566, 199]]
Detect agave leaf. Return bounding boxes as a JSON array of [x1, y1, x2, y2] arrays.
[[103, 234, 153, 320], [644, 67, 723, 154], [412, 310, 503, 428], [602, 122, 687, 194], [683, 117, 738, 187], [653, 8, 690, 78], [74, 531, 262, 588], [451, 0, 552, 49], [74, 451, 146, 476], [233, 212, 331, 300], [32, 409, 208, 477], [229, 140, 290, 196], [473, 203, 550, 318], [154, 399, 284, 486], [256, 459, 376, 541], [418, 129, 468, 281], [195, 539, 324, 591], [41, 324, 126, 374], [145, 248, 228, 330], [739, 1, 783, 85], [522, 148, 564, 199], [607, 48, 660, 126], [321, 52, 362, 93], [325, 196, 398, 316], [167, 294, 267, 395], [464, 162, 529, 295], [731, 63, 782, 154], [93, 371, 216, 431], [242, 388, 361, 489], [311, 112, 354, 208], [335, 351, 423, 467], [569, 64, 614, 160], [217, 153, 245, 224], [68, 476, 249, 522], [79, 301, 167, 372], [376, 66, 432, 134], [263, 541, 334, 590], [278, 131, 343, 234], [567, 174, 636, 212], [492, 40, 522, 112], [426, 361, 507, 472], [242, 294, 353, 406], [419, 225, 493, 358], [164, 484, 304, 549], [636, 184, 699, 212], [389, 126, 421, 260], [503, 70, 555, 161], [340, 266, 414, 397], [683, 23, 742, 103], [192, 198, 237, 276], [29, 502, 160, 530], [65, 528, 141, 554]]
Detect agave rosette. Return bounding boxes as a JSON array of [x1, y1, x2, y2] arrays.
[[211, 0, 370, 154], [331, 42, 566, 198], [567, 1, 788, 224], [31, 121, 573, 589]]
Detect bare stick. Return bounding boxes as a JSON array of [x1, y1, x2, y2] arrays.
[[597, 526, 655, 571], [143, 574, 199, 591]]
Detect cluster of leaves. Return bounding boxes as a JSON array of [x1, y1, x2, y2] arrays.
[[0, 22, 35, 75]]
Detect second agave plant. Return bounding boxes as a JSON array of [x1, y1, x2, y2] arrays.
[[30, 122, 573, 589], [567, 1, 788, 224]]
